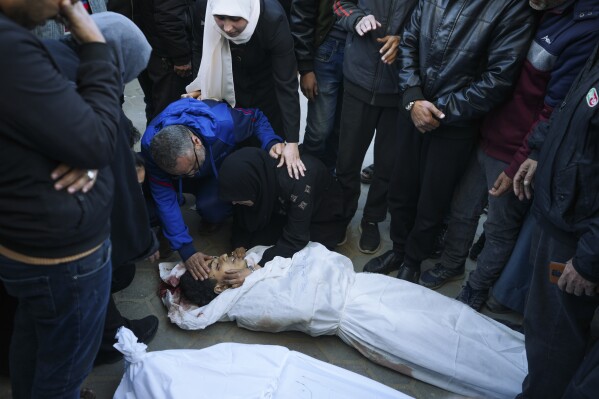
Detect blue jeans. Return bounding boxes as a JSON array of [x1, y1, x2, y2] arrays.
[[0, 239, 112, 399], [303, 35, 345, 169]]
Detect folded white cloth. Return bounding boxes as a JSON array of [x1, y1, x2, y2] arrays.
[[113, 327, 411, 399]]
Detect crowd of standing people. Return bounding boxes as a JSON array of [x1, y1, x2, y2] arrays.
[[0, 0, 598, 398]]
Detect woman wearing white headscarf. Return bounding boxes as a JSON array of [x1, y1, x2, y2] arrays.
[[186, 0, 305, 179]]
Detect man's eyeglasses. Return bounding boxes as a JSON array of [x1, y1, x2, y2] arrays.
[[183, 134, 200, 177]]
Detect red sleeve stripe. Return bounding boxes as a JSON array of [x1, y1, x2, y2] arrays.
[[150, 176, 174, 188], [334, 2, 351, 17]]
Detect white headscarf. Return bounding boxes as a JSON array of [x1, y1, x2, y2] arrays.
[[186, 0, 260, 107]]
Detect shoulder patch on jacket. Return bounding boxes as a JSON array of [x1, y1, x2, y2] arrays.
[[587, 87, 598, 108]]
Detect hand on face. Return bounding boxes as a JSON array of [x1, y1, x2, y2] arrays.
[[184, 252, 213, 280]]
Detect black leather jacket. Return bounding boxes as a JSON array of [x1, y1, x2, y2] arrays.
[[335, 0, 417, 106], [531, 46, 599, 282], [399, 0, 534, 126]]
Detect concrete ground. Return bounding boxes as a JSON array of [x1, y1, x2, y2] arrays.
[[0, 81, 522, 399]]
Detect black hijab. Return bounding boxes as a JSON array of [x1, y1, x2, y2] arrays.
[[219, 147, 278, 232]]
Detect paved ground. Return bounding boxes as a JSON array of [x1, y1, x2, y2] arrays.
[[0, 82, 521, 399]]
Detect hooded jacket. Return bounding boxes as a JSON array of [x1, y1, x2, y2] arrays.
[[141, 99, 282, 261]]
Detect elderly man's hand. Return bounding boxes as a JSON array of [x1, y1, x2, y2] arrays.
[[300, 72, 319, 101], [377, 35, 400, 64], [278, 143, 306, 180], [184, 252, 213, 281], [355, 15, 381, 36], [51, 163, 97, 193], [410, 100, 445, 133], [513, 158, 537, 201], [59, 0, 105, 43], [558, 259, 597, 296]]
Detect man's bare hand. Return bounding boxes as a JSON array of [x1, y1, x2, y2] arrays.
[[489, 172, 513, 197], [181, 90, 201, 99], [355, 15, 381, 36], [223, 268, 252, 288], [174, 62, 192, 78], [51, 163, 97, 193], [513, 158, 537, 201], [377, 35, 400, 64], [558, 259, 597, 296], [147, 250, 160, 263], [300, 72, 319, 101], [231, 247, 247, 259], [59, 0, 105, 43], [278, 143, 306, 180], [410, 100, 445, 133], [269, 142, 285, 159], [184, 252, 213, 281]]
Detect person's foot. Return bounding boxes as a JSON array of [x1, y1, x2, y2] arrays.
[[456, 282, 488, 311], [485, 293, 512, 314], [397, 263, 420, 283], [363, 250, 403, 274], [360, 164, 374, 184], [197, 220, 223, 236], [358, 219, 380, 254], [418, 262, 465, 289], [469, 232, 486, 261]]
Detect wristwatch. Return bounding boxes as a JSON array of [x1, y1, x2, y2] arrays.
[[405, 101, 415, 111]]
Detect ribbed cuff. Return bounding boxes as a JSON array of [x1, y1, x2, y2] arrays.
[[178, 242, 196, 262], [402, 86, 425, 109]]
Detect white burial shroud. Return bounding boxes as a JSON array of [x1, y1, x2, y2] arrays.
[[160, 242, 528, 399], [113, 327, 412, 399]]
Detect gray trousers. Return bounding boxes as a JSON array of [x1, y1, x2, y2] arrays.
[[441, 148, 530, 290]]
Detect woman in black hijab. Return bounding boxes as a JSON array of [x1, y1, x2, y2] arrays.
[[219, 147, 346, 266]]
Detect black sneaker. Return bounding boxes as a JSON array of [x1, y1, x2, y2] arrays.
[[418, 262, 465, 289], [360, 164, 374, 184], [469, 232, 486, 261], [128, 315, 159, 344], [363, 250, 403, 274], [456, 283, 488, 311], [485, 293, 512, 314], [359, 219, 380, 254]]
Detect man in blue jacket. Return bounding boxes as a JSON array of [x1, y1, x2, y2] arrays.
[[141, 98, 283, 280]]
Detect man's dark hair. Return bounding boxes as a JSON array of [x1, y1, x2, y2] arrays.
[[179, 271, 218, 307], [150, 125, 195, 173]]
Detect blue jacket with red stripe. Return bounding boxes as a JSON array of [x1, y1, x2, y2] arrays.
[[141, 98, 282, 260]]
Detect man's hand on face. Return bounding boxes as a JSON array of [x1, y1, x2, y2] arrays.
[[355, 15, 381, 36], [51, 163, 97, 193], [558, 259, 597, 296], [223, 268, 252, 288], [377, 35, 400, 64], [184, 252, 213, 281], [300, 72, 319, 101], [58, 0, 105, 43], [410, 100, 445, 133], [513, 158, 537, 201], [489, 171, 513, 197]]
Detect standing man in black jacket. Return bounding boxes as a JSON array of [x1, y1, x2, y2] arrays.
[[132, 0, 196, 122], [334, 0, 417, 254], [0, 1, 120, 397], [365, 0, 534, 282], [513, 45, 599, 399]]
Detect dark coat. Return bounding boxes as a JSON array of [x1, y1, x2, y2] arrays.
[[531, 45, 599, 283]]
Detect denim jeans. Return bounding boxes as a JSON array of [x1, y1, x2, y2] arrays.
[[0, 239, 112, 399], [440, 148, 531, 290], [303, 35, 345, 169]]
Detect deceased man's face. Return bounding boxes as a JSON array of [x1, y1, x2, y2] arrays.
[[208, 253, 247, 285]]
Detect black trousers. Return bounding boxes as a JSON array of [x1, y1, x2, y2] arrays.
[[336, 90, 399, 224], [139, 53, 193, 123], [388, 111, 475, 268], [519, 226, 599, 398]]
